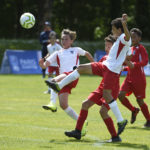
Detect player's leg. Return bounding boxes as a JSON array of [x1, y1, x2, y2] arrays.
[[118, 91, 140, 124], [45, 63, 93, 92], [100, 104, 121, 142], [102, 70, 128, 135], [65, 99, 94, 140], [136, 99, 150, 127], [59, 92, 78, 120]]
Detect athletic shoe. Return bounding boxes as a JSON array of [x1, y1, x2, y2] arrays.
[[143, 120, 150, 128], [81, 120, 88, 136], [117, 119, 128, 135], [65, 129, 81, 140], [131, 107, 140, 124], [45, 80, 60, 93], [106, 136, 122, 143], [42, 102, 57, 112]]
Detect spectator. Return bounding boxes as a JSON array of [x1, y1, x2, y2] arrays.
[[39, 21, 53, 78]]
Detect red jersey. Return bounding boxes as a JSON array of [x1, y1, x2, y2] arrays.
[[127, 44, 148, 81]]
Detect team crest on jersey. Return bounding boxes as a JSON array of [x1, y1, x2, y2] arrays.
[[133, 50, 136, 55], [70, 51, 74, 54]]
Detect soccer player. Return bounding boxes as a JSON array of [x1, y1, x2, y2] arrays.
[[39, 29, 94, 135], [42, 31, 62, 112], [45, 14, 131, 134], [118, 28, 150, 127]]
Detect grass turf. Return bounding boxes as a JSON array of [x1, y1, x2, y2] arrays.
[[0, 75, 150, 150]]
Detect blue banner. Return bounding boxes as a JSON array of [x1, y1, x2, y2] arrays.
[[1, 49, 42, 74]]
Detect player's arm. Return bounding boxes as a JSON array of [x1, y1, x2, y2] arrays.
[[39, 58, 51, 69], [133, 47, 149, 68], [122, 14, 130, 41], [124, 59, 134, 69], [85, 51, 95, 62]]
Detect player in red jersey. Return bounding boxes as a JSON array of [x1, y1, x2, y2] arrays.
[[118, 28, 150, 127]]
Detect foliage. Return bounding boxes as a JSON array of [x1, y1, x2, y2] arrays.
[[0, 75, 150, 150], [1, 0, 150, 40]]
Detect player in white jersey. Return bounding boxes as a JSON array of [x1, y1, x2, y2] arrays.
[[42, 31, 62, 112], [46, 14, 132, 137], [39, 29, 94, 135]]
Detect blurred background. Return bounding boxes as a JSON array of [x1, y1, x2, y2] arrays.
[[0, 0, 150, 67]]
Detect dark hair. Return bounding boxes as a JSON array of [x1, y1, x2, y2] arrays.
[[104, 34, 117, 43], [111, 18, 124, 32], [130, 28, 142, 37]]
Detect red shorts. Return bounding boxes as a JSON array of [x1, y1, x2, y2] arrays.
[[120, 78, 146, 99], [59, 72, 79, 95], [91, 62, 120, 97], [48, 66, 59, 76]]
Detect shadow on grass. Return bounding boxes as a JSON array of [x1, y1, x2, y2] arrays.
[[127, 125, 150, 130], [106, 142, 149, 150]]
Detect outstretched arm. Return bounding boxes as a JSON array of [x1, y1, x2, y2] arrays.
[[122, 14, 130, 41], [85, 51, 95, 62]]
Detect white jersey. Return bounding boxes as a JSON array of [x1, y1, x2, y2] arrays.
[[103, 33, 132, 74], [46, 47, 86, 74], [47, 43, 62, 66]]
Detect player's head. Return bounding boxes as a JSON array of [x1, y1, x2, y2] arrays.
[[44, 21, 51, 31], [130, 28, 142, 46], [49, 31, 56, 45], [104, 34, 116, 54], [61, 29, 77, 49], [111, 18, 124, 36]]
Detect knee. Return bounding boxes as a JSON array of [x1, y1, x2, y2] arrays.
[[118, 92, 125, 102], [99, 107, 108, 118], [136, 99, 144, 106], [82, 100, 90, 110]]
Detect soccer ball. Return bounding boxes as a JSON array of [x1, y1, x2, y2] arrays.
[[20, 12, 35, 29]]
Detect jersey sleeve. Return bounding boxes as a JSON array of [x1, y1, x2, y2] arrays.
[[133, 46, 149, 68], [127, 47, 132, 56], [120, 34, 131, 47], [76, 47, 86, 56], [46, 51, 58, 64]]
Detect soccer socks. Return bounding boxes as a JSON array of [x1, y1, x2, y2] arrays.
[[58, 70, 80, 89], [50, 89, 58, 104], [64, 106, 78, 121], [76, 109, 88, 131], [140, 102, 150, 121], [121, 97, 135, 112], [103, 117, 117, 138], [109, 100, 124, 122]]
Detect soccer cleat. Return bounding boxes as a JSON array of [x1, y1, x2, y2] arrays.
[[143, 120, 150, 128], [117, 119, 128, 135], [131, 107, 140, 124], [65, 129, 81, 140], [106, 136, 122, 143], [42, 102, 57, 112], [45, 80, 60, 93], [81, 120, 88, 137]]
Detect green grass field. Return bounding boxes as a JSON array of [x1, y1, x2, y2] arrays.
[[0, 75, 150, 150]]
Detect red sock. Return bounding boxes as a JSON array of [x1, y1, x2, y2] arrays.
[[76, 109, 88, 131], [121, 97, 135, 112], [103, 117, 117, 138], [140, 102, 150, 121]]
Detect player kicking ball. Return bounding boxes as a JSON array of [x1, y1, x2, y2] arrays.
[[45, 14, 132, 139]]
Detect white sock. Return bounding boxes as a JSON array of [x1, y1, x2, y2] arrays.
[[50, 89, 58, 104], [108, 100, 124, 122], [58, 70, 80, 89], [64, 106, 78, 120]]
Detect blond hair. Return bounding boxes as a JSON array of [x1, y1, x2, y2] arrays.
[[61, 29, 77, 41]]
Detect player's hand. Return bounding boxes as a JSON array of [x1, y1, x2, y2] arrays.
[[122, 13, 128, 23], [39, 58, 44, 66]]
